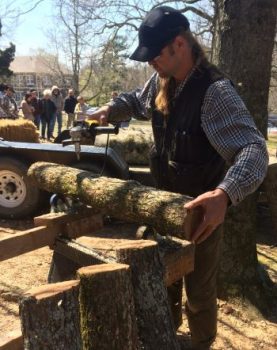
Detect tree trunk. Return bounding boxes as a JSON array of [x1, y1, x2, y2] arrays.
[[212, 0, 277, 135], [19, 281, 81, 350], [28, 162, 202, 240], [77, 263, 139, 350], [212, 0, 277, 300], [116, 240, 180, 350]]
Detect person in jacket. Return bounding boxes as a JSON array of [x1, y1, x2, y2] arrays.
[[20, 92, 34, 121], [50, 85, 64, 136], [0, 84, 8, 118], [74, 95, 89, 121], [30, 89, 41, 130], [87, 6, 268, 349], [64, 89, 77, 128], [1, 85, 18, 119], [40, 89, 57, 141]]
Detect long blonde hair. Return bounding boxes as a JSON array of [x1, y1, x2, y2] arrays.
[[155, 30, 208, 115]]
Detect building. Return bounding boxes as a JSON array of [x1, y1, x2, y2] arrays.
[[9, 56, 73, 102]]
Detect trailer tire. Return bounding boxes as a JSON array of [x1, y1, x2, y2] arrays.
[[0, 157, 41, 219]]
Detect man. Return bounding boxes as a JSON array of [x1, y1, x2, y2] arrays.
[[87, 6, 268, 349], [50, 85, 64, 137], [64, 89, 77, 128], [30, 89, 41, 130], [0, 84, 8, 118], [2, 85, 18, 119]]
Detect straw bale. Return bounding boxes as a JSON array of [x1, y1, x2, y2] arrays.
[[0, 118, 40, 143], [95, 126, 153, 165]]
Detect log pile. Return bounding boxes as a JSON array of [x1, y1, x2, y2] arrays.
[[28, 162, 202, 240]]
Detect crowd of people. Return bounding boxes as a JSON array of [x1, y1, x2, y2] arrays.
[[0, 83, 100, 142]]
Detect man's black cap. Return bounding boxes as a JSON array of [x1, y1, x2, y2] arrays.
[[130, 6, 190, 62]]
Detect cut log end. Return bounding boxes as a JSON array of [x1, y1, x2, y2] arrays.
[[78, 263, 130, 276], [23, 280, 79, 300]]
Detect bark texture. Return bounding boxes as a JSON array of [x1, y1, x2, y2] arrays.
[[211, 0, 277, 298], [77, 264, 139, 350], [116, 240, 180, 350], [28, 162, 202, 240], [19, 280, 81, 350], [261, 163, 277, 237], [212, 0, 277, 135]]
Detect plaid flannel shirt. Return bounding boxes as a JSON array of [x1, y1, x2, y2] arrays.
[[108, 73, 268, 205]]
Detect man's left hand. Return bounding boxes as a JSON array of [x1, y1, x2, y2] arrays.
[[184, 188, 229, 244]]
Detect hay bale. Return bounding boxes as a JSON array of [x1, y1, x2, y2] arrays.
[[0, 119, 40, 143], [95, 126, 153, 165]]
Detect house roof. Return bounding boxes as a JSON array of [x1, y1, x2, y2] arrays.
[[10, 56, 72, 75]]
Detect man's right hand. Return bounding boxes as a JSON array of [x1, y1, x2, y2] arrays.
[[87, 105, 110, 125]]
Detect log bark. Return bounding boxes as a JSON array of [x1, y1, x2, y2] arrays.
[[28, 162, 203, 240], [116, 240, 180, 350], [77, 263, 139, 350], [19, 280, 81, 350]]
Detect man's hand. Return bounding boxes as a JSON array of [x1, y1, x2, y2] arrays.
[[87, 105, 110, 125], [184, 188, 229, 244]]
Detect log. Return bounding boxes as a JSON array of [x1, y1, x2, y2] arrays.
[[115, 240, 180, 350], [0, 329, 23, 350], [77, 263, 139, 350], [19, 280, 81, 350], [28, 162, 203, 240]]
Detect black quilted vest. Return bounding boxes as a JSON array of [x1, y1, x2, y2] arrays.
[[150, 63, 226, 197]]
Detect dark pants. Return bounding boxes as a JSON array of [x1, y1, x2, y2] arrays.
[[51, 111, 63, 136], [184, 226, 223, 349], [34, 115, 40, 130], [41, 118, 52, 139]]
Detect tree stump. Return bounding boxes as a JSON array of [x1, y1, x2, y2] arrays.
[[116, 240, 180, 350], [19, 280, 81, 350], [77, 263, 139, 350]]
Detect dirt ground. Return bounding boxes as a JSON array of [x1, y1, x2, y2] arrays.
[[0, 203, 276, 350]]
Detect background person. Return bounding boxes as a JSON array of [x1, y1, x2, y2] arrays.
[[2, 85, 18, 119], [87, 6, 268, 349], [0, 84, 8, 118], [39, 89, 56, 141], [20, 92, 34, 121], [50, 85, 64, 136], [30, 89, 41, 130], [64, 89, 77, 128], [74, 95, 89, 121]]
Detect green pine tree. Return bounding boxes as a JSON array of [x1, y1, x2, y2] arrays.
[[0, 20, 15, 78]]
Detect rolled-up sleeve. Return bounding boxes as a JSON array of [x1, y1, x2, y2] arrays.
[[201, 79, 268, 205]]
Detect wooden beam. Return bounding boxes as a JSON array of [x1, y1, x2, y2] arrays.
[[0, 225, 58, 262], [0, 213, 103, 262], [34, 211, 103, 240]]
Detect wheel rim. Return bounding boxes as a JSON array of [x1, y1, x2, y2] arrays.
[[0, 170, 27, 208]]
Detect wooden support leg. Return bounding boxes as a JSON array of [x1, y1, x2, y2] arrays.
[[19, 280, 81, 350], [77, 264, 139, 350], [116, 240, 180, 350], [48, 251, 81, 283]]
